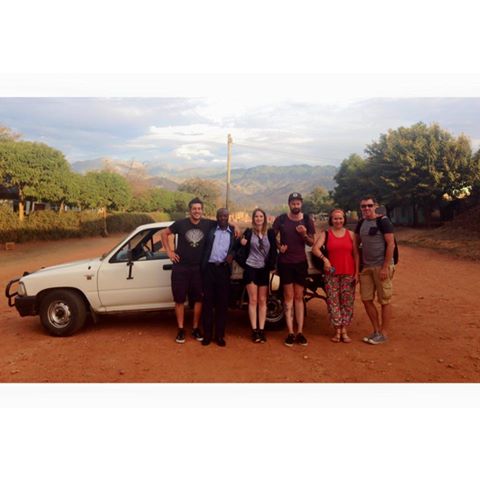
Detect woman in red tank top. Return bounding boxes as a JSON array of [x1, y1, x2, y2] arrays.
[[312, 208, 359, 343]]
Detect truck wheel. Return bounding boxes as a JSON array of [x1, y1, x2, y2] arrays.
[[265, 294, 285, 330], [39, 290, 87, 336]]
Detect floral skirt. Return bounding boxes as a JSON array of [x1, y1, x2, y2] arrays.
[[324, 274, 356, 327]]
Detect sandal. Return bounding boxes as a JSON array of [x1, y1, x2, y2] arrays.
[[331, 331, 342, 343], [341, 332, 352, 343]]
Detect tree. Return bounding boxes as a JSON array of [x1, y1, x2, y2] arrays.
[[469, 148, 480, 205], [365, 122, 474, 225], [0, 140, 73, 221], [178, 178, 221, 216], [126, 187, 193, 214], [332, 154, 372, 211], [303, 186, 333, 214], [79, 171, 132, 235], [60, 172, 83, 211]]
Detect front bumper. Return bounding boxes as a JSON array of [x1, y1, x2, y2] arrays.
[[14, 295, 37, 317], [5, 277, 37, 317]]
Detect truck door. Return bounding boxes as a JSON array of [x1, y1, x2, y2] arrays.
[[97, 227, 175, 311]]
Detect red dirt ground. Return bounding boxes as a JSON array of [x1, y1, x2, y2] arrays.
[[0, 234, 479, 383]]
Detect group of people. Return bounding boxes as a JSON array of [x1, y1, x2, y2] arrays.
[[160, 192, 396, 348]]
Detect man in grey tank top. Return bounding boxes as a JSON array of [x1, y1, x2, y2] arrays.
[[355, 195, 396, 345]]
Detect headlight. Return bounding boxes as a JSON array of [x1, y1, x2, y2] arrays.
[[18, 282, 26, 296]]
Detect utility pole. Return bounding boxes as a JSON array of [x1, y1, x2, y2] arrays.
[[226, 134, 233, 209]]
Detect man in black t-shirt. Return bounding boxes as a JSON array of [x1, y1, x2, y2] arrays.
[[161, 198, 216, 343]]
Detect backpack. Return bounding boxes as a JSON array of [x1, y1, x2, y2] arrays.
[[311, 230, 329, 271], [356, 216, 399, 265]]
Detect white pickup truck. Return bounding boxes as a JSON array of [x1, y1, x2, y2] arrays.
[[6, 221, 316, 336]]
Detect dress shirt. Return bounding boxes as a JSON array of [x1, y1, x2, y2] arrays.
[[208, 226, 232, 263]]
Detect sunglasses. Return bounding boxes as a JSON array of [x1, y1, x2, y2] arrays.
[[360, 204, 375, 209]]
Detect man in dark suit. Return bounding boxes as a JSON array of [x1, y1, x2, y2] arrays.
[[201, 208, 236, 347]]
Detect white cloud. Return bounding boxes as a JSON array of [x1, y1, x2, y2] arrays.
[[175, 143, 215, 161]]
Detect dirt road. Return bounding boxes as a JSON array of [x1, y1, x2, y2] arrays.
[[1, 235, 479, 382]]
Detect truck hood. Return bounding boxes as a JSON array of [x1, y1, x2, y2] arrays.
[[24, 258, 103, 280]]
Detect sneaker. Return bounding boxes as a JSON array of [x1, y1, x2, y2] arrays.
[[252, 329, 261, 343], [192, 328, 204, 341], [367, 333, 387, 345], [296, 332, 308, 346], [201, 338, 211, 346], [175, 328, 185, 344], [362, 332, 379, 344], [258, 330, 267, 344], [284, 333, 295, 347], [216, 337, 226, 347]]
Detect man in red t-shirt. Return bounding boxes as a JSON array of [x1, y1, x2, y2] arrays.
[[273, 192, 316, 347]]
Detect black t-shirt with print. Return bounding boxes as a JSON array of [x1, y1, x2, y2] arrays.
[[169, 218, 216, 266]]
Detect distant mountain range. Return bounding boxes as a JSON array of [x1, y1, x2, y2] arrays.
[[72, 159, 337, 209]]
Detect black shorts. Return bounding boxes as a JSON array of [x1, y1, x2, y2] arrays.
[[243, 265, 270, 287], [171, 264, 203, 304], [278, 261, 308, 287]]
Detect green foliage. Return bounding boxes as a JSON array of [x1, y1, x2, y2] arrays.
[[178, 177, 221, 215], [106, 213, 158, 233], [333, 125, 477, 223], [148, 211, 173, 222], [0, 203, 21, 242], [303, 186, 333, 214], [127, 187, 193, 214], [62, 172, 83, 208], [0, 140, 73, 207], [79, 171, 132, 211], [17, 210, 101, 241], [0, 209, 170, 243], [332, 154, 372, 210], [469, 148, 480, 205], [365, 123, 474, 213]]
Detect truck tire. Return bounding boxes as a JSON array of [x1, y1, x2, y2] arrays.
[[39, 290, 87, 336], [265, 294, 285, 330]]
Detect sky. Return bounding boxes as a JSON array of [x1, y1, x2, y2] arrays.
[[1, 95, 479, 171]]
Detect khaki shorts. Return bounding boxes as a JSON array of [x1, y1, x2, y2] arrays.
[[360, 265, 395, 305]]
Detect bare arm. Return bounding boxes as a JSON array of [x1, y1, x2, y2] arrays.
[[383, 233, 395, 266], [160, 227, 179, 263], [303, 230, 315, 247], [350, 230, 360, 280], [380, 232, 395, 280], [312, 230, 331, 272], [311, 231, 326, 258], [273, 223, 288, 253], [228, 220, 241, 238], [296, 224, 314, 247], [354, 232, 361, 249]]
